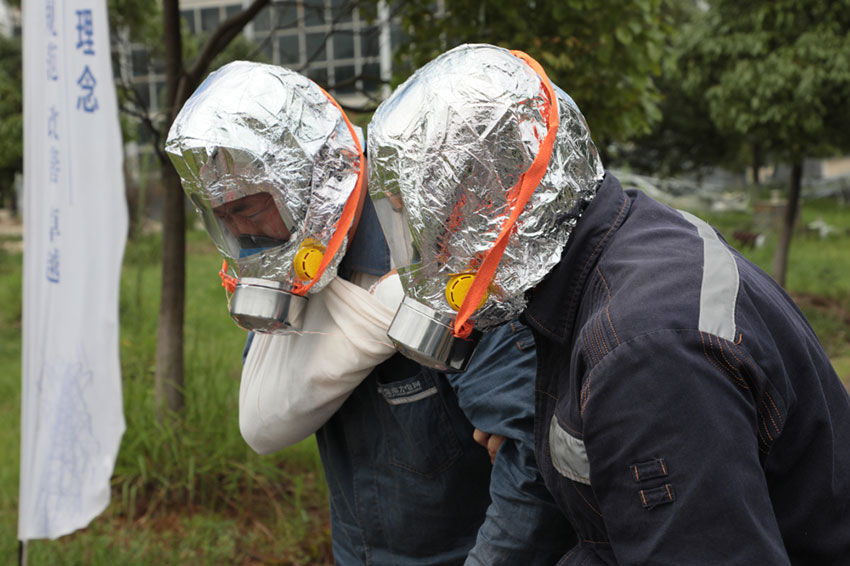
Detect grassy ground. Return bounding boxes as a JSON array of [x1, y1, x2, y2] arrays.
[[0, 231, 23, 563], [1, 193, 848, 565], [1, 230, 332, 565]]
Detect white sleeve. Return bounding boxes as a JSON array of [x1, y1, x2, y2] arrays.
[[369, 270, 405, 311], [239, 276, 398, 454]]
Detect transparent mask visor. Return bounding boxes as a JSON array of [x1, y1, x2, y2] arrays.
[[371, 191, 420, 271], [189, 191, 297, 260]]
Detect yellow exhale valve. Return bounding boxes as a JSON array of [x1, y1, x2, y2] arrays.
[[445, 273, 488, 312], [294, 242, 325, 281]]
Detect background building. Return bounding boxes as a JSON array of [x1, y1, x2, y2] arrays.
[[123, 0, 399, 129], [0, 0, 20, 38], [116, 0, 401, 225]]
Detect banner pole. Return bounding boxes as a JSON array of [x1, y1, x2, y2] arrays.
[[19, 540, 27, 566]]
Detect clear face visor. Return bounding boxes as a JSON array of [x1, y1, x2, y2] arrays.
[[191, 191, 297, 260], [371, 190, 482, 373], [370, 190, 418, 270], [187, 186, 310, 334]]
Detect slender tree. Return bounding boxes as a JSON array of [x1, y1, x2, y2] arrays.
[[152, 0, 272, 418], [679, 0, 850, 285], [615, 1, 748, 178]]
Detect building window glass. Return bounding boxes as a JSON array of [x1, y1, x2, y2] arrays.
[[154, 80, 167, 109], [305, 32, 327, 62], [151, 56, 165, 75], [254, 4, 272, 31], [276, 2, 298, 27], [361, 62, 380, 91], [136, 121, 152, 145], [303, 0, 325, 27], [307, 66, 328, 86], [362, 25, 380, 58], [334, 64, 355, 93], [334, 31, 354, 59], [200, 7, 221, 32], [278, 35, 300, 65], [390, 23, 403, 48], [120, 0, 399, 124], [133, 83, 151, 109], [330, 0, 353, 24], [131, 48, 149, 77]]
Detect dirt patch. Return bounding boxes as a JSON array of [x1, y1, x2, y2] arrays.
[[0, 209, 23, 252], [0, 209, 21, 233], [790, 292, 850, 388], [791, 292, 850, 327], [103, 476, 333, 565]]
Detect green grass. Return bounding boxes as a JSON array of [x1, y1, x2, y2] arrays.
[[1, 231, 331, 565], [0, 246, 23, 565], [1, 193, 848, 564]]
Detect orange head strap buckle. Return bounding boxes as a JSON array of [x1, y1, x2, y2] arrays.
[[451, 50, 559, 339], [220, 259, 238, 294]]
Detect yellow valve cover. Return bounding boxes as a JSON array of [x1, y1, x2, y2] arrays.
[[445, 273, 488, 312], [294, 244, 324, 281]]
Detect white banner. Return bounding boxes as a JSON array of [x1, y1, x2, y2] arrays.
[[20, 0, 127, 540]]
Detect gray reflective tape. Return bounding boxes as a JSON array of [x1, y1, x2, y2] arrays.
[[549, 416, 591, 485], [678, 210, 739, 342], [381, 386, 438, 405]]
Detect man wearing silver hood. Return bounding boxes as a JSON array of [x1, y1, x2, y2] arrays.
[[368, 44, 850, 565], [166, 61, 572, 565]]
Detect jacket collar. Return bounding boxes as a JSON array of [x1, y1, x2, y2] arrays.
[[523, 172, 630, 344], [338, 196, 392, 279]]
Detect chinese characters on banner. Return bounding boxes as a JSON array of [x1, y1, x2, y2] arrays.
[[20, 0, 127, 540]]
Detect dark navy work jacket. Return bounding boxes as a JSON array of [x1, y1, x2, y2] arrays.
[[524, 173, 850, 565]]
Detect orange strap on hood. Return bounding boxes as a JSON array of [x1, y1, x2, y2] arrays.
[[220, 259, 238, 294], [452, 50, 559, 338], [290, 87, 365, 296]]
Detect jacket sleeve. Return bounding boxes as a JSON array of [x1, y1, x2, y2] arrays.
[[445, 322, 576, 565], [239, 277, 397, 454], [580, 329, 790, 566]]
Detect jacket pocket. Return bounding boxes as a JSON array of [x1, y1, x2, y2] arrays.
[[376, 370, 463, 478]]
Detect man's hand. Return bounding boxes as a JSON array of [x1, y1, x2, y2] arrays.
[[473, 428, 505, 464]]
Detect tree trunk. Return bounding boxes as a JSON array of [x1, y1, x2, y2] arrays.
[[771, 161, 803, 287], [155, 0, 185, 421], [751, 142, 761, 185], [155, 165, 186, 418], [10, 183, 17, 217]]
